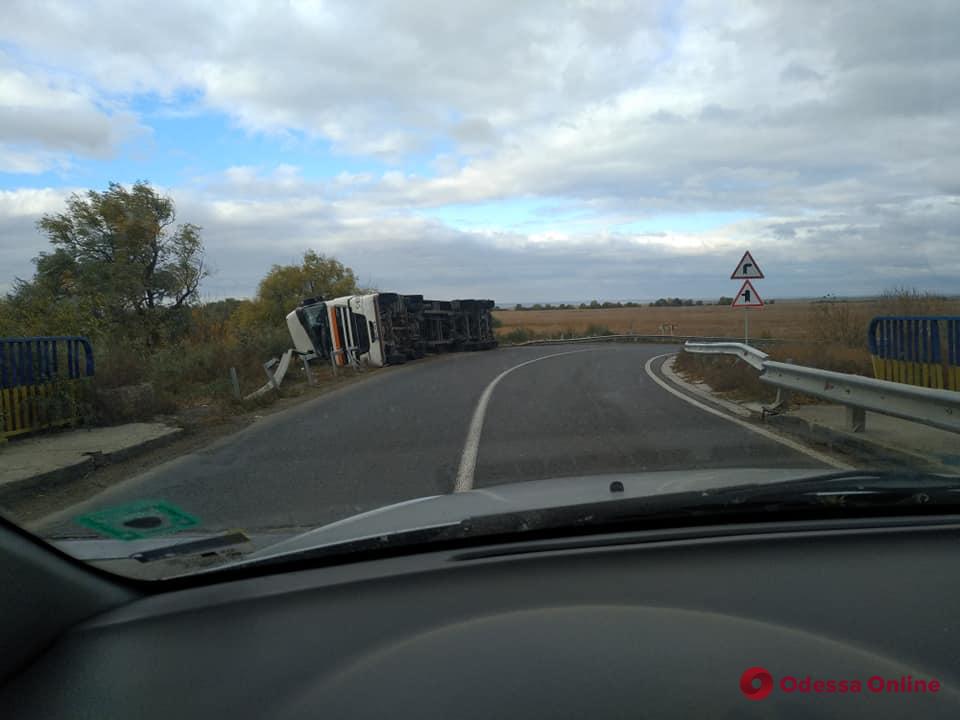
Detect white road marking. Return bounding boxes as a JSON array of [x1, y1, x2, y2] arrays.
[[454, 349, 596, 492], [644, 353, 853, 470]]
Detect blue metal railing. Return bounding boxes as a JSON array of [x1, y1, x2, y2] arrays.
[[0, 336, 96, 439], [0, 336, 95, 389], [868, 317, 960, 390]]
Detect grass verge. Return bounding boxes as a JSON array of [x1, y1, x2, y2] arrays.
[[672, 343, 874, 405]]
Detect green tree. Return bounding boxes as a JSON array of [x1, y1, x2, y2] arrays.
[[243, 250, 359, 330], [19, 181, 207, 344]]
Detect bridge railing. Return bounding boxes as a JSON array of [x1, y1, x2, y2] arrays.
[[0, 336, 95, 440], [868, 316, 960, 391]]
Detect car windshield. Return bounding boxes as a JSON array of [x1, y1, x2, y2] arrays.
[[0, 2, 958, 580]]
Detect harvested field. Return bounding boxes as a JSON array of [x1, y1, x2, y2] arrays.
[[493, 299, 960, 342], [495, 302, 835, 341]]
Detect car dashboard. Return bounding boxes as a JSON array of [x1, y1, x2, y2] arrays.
[[2, 516, 960, 719]]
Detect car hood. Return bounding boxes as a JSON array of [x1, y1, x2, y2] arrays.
[[244, 467, 828, 562], [53, 467, 829, 577]]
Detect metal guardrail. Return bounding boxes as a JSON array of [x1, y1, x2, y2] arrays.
[[683, 341, 960, 434], [761, 360, 960, 433], [507, 334, 789, 348], [684, 341, 768, 370]]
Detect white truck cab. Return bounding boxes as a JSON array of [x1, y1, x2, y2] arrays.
[[288, 295, 386, 368], [287, 292, 496, 368]]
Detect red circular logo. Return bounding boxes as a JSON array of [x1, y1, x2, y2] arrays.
[[740, 667, 774, 700]]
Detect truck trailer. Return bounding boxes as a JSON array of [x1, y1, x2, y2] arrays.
[[286, 293, 497, 368]]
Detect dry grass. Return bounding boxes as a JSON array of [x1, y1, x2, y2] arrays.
[[672, 351, 776, 402], [495, 302, 822, 340]]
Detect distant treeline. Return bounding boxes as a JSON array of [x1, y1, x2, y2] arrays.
[[504, 298, 742, 310]]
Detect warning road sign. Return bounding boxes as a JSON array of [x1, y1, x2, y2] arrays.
[[730, 251, 764, 279], [732, 279, 764, 308]]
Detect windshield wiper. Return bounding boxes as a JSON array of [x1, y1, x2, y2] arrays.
[[212, 471, 960, 576], [481, 471, 960, 534], [699, 470, 960, 509]]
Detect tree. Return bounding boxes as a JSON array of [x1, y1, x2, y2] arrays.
[[241, 250, 359, 330], [24, 181, 207, 344], [718, 296, 734, 306], [514, 303, 523, 311], [188, 298, 246, 344]]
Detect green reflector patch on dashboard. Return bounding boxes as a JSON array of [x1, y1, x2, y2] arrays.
[[75, 500, 199, 541]]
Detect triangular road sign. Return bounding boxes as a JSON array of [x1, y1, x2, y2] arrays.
[[730, 251, 764, 279], [732, 279, 764, 308]]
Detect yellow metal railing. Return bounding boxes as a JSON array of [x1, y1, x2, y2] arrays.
[[0, 381, 86, 439], [0, 336, 95, 441]]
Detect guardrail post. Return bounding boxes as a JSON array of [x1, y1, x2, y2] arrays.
[[300, 354, 315, 386], [846, 406, 866, 433], [229, 367, 241, 400], [775, 388, 791, 408], [263, 358, 280, 392]]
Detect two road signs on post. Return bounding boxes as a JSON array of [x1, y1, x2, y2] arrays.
[[729, 251, 765, 343], [730, 251, 764, 308]]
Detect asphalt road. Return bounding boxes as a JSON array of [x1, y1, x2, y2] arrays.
[[39, 344, 828, 537]]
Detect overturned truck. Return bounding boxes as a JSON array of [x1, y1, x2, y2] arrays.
[[286, 293, 497, 368]]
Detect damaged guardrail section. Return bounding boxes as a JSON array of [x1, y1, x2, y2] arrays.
[[684, 341, 960, 434]]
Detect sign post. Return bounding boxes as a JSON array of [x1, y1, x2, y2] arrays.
[[730, 252, 764, 343]]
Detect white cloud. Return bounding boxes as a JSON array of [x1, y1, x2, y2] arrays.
[[2, 172, 957, 301], [0, 148, 60, 174], [0, 2, 959, 300], [0, 55, 144, 172], [0, 187, 71, 292]]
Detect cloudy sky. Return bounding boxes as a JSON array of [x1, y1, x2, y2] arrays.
[[1, 0, 958, 303]]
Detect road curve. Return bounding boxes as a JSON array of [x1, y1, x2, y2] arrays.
[[39, 344, 827, 536]]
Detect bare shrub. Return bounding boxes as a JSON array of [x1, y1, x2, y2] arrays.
[[877, 287, 950, 316]]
